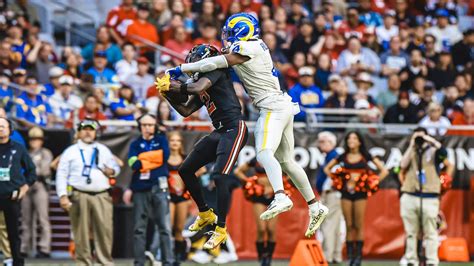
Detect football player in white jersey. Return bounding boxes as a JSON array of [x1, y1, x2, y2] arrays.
[[166, 13, 328, 237]]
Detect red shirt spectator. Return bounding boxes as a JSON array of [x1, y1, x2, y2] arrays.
[[106, 0, 137, 44], [448, 99, 474, 136], [336, 7, 368, 41], [125, 3, 159, 55], [192, 22, 221, 50], [164, 26, 193, 65], [65, 94, 107, 129]]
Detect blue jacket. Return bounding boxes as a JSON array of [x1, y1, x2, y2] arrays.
[[316, 149, 338, 193], [127, 133, 170, 192], [288, 83, 325, 122]]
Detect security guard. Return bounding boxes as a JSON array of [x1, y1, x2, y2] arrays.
[[123, 114, 173, 266], [56, 119, 120, 266], [0, 117, 37, 266]]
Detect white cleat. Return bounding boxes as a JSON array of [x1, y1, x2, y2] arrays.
[[260, 195, 293, 220], [305, 202, 329, 237]]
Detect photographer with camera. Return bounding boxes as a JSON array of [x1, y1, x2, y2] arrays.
[[399, 127, 453, 266]]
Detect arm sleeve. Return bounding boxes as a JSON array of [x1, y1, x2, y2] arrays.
[[20, 146, 37, 186], [55, 150, 70, 197], [127, 141, 142, 171]]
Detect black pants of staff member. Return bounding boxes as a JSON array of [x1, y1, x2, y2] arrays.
[[0, 197, 24, 266]]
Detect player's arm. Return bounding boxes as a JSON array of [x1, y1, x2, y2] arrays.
[[167, 51, 250, 78], [163, 92, 203, 118], [169, 77, 212, 95]]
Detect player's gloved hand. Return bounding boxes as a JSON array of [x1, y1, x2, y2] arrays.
[[155, 73, 171, 93], [166, 66, 183, 80]]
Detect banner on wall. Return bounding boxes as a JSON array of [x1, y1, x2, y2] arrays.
[[35, 129, 474, 258]]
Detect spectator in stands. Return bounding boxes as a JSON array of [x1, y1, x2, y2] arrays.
[[0, 71, 13, 112], [49, 75, 83, 128], [454, 73, 474, 101], [26, 41, 55, 84], [419, 102, 451, 136], [124, 2, 159, 63], [148, 0, 172, 31], [115, 42, 138, 82], [354, 72, 377, 104], [82, 26, 122, 65], [164, 25, 193, 65], [400, 49, 428, 90], [337, 6, 367, 41], [346, 99, 381, 134], [110, 85, 137, 121], [56, 120, 119, 266], [377, 74, 401, 111], [380, 36, 409, 77], [336, 36, 381, 78], [310, 33, 345, 65], [124, 114, 173, 266], [42, 66, 63, 96], [288, 19, 317, 60], [312, 12, 328, 41], [285, 52, 306, 88], [359, 0, 383, 27], [156, 100, 174, 124], [428, 51, 457, 90], [0, 41, 21, 72], [425, 0, 458, 25], [12, 67, 27, 86], [423, 34, 439, 68], [325, 77, 355, 109], [20, 127, 52, 258], [320, 0, 344, 27], [8, 20, 28, 67], [364, 27, 382, 55], [125, 57, 153, 102], [106, 0, 137, 46], [170, 0, 194, 33], [442, 86, 463, 120], [394, 0, 417, 28], [451, 29, 474, 70], [376, 10, 399, 50], [316, 131, 342, 264], [274, 7, 294, 50], [406, 25, 425, 54], [86, 51, 119, 84], [193, 22, 221, 49], [416, 82, 436, 120], [425, 9, 462, 52], [9, 0, 39, 25], [448, 98, 474, 136], [314, 53, 333, 91], [15, 76, 53, 128], [383, 91, 419, 124], [288, 66, 325, 122], [194, 0, 222, 34], [65, 94, 107, 129], [59, 52, 83, 81]]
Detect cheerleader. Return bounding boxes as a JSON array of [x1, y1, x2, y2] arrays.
[[324, 131, 388, 266], [167, 131, 190, 265], [234, 158, 277, 266]]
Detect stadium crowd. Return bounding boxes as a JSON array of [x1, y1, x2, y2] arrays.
[[0, 0, 473, 265], [0, 0, 472, 135]]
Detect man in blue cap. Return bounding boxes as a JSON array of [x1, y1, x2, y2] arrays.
[[425, 9, 462, 52]]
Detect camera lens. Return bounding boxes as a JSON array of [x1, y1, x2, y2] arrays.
[[415, 136, 424, 146]]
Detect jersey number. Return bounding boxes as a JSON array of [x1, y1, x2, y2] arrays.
[[260, 42, 268, 51], [199, 91, 216, 115]]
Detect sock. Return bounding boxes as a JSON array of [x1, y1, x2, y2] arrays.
[[178, 167, 209, 212], [266, 241, 276, 259], [257, 149, 284, 192], [281, 160, 318, 202], [214, 174, 232, 227], [256, 242, 265, 261]]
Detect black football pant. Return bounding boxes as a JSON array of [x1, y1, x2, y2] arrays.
[[0, 197, 24, 266]]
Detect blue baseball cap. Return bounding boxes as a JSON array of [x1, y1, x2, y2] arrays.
[[94, 50, 107, 58], [435, 9, 449, 18]]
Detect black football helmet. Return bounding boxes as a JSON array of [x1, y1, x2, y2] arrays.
[[185, 44, 220, 64]]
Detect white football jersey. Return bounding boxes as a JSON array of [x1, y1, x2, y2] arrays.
[[229, 39, 287, 110]]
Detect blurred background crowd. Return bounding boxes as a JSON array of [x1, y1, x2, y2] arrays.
[[0, 0, 472, 135]]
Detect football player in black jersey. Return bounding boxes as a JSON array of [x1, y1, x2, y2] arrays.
[[162, 44, 248, 250]]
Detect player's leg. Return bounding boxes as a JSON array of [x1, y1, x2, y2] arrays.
[[255, 111, 293, 220], [178, 134, 218, 231], [204, 121, 248, 250], [275, 116, 328, 237]]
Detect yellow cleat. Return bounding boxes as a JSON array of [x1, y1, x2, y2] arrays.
[[203, 226, 227, 250], [188, 209, 217, 232]]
